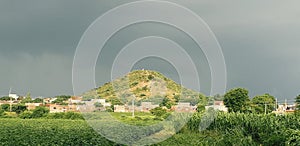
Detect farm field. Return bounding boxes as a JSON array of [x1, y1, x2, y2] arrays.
[[0, 112, 299, 145]]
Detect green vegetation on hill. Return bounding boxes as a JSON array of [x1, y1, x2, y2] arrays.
[[82, 70, 206, 107]]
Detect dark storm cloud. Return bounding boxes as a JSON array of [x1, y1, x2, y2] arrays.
[[0, 0, 300, 102]]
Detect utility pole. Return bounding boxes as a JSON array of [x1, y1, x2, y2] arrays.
[[132, 98, 135, 118], [9, 87, 12, 112], [264, 103, 267, 114], [275, 98, 277, 111]]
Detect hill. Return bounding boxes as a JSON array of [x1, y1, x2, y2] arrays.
[[82, 70, 206, 106]]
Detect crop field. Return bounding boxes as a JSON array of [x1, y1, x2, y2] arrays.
[[0, 113, 299, 145]]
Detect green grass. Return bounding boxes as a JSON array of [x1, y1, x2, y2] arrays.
[[0, 118, 116, 146], [111, 112, 160, 126], [1, 112, 299, 145]]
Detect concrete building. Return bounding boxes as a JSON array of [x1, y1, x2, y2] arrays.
[[139, 102, 159, 112], [25, 103, 42, 110], [49, 104, 79, 113], [8, 93, 19, 100], [173, 102, 197, 112], [205, 100, 228, 112]]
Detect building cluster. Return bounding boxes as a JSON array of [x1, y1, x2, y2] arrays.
[[272, 104, 296, 114], [1, 93, 298, 114]]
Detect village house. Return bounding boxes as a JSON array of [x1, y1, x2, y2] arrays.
[[77, 99, 111, 112], [173, 102, 197, 112], [114, 105, 126, 112], [9, 93, 19, 100], [25, 103, 43, 110], [273, 104, 296, 114], [49, 104, 79, 113], [205, 100, 228, 112], [139, 102, 159, 112], [43, 98, 57, 104], [68, 96, 83, 104]]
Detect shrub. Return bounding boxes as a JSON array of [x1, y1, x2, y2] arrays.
[[19, 111, 32, 119], [31, 106, 49, 118], [150, 107, 167, 117]]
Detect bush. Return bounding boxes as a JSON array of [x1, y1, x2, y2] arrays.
[[19, 111, 32, 119], [150, 107, 167, 117], [31, 106, 49, 118]]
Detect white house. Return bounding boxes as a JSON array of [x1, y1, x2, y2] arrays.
[[205, 101, 228, 112], [9, 93, 19, 100]]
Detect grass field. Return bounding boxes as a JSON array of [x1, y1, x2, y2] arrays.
[[0, 112, 299, 145]]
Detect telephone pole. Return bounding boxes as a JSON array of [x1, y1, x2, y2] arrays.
[[132, 99, 135, 118], [9, 88, 12, 112], [264, 103, 267, 114]]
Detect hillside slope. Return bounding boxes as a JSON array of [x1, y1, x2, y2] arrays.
[[82, 70, 206, 106]]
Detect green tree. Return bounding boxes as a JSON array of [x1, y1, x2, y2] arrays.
[[223, 88, 250, 112], [21, 92, 33, 103], [12, 104, 27, 114], [94, 102, 103, 108], [150, 107, 167, 117], [1, 104, 10, 111], [160, 97, 174, 109], [32, 98, 43, 103], [31, 106, 49, 118], [52, 95, 71, 105], [295, 95, 300, 113], [252, 93, 276, 114], [0, 96, 11, 101]]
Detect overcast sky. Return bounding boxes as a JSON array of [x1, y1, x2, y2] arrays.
[[1, 0, 300, 102]]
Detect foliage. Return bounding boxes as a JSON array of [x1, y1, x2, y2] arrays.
[[0, 119, 116, 145], [12, 104, 27, 114], [295, 95, 300, 112], [0, 112, 299, 145], [150, 107, 167, 117], [251, 93, 276, 114], [159, 97, 174, 109], [51, 95, 71, 105], [32, 98, 43, 103], [21, 92, 33, 103], [31, 106, 49, 118], [224, 88, 250, 112], [0, 96, 11, 101], [94, 102, 103, 107], [185, 112, 300, 145], [81, 70, 205, 106], [46, 112, 84, 120], [1, 104, 26, 114], [1, 104, 10, 111], [19, 111, 32, 119]]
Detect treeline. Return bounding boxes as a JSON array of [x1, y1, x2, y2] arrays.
[[222, 88, 300, 113], [0, 106, 83, 120]]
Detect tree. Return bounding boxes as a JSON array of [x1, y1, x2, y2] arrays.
[[12, 104, 27, 114], [223, 88, 250, 112], [296, 95, 300, 113], [1, 104, 10, 111], [21, 92, 33, 103], [252, 93, 276, 114], [94, 102, 103, 108], [160, 97, 174, 109], [150, 107, 167, 117], [52, 95, 71, 105], [31, 106, 49, 118], [32, 98, 43, 103], [0, 96, 11, 101]]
